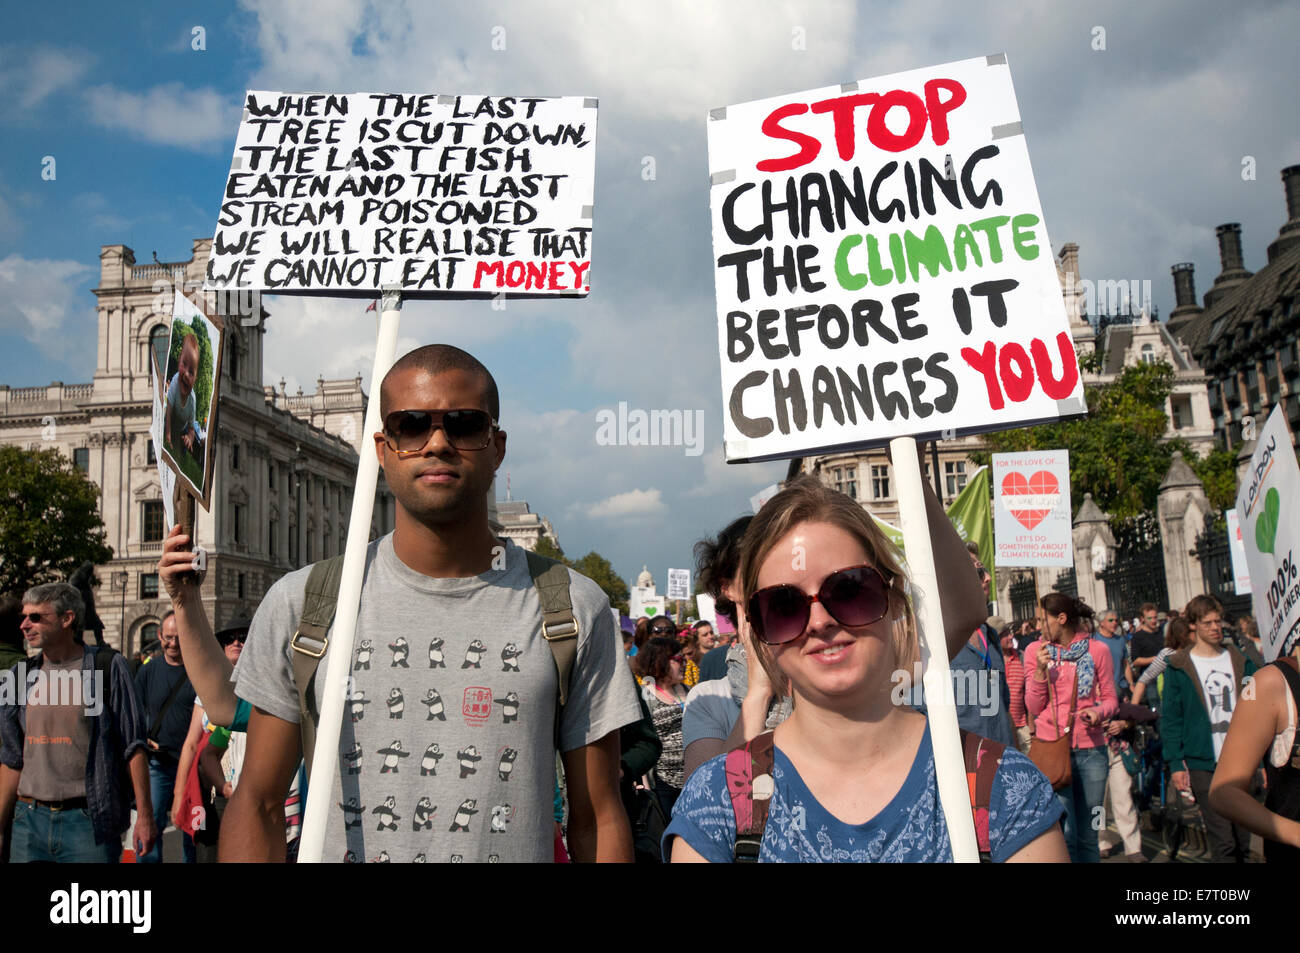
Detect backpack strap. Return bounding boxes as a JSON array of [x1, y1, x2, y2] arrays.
[[726, 730, 776, 862], [290, 556, 346, 778], [524, 549, 578, 749], [961, 730, 1005, 862]]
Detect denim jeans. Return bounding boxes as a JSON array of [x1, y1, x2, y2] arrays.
[[11, 800, 120, 863], [139, 758, 195, 864], [1056, 745, 1109, 863]]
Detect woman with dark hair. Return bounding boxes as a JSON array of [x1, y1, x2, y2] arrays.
[[1025, 591, 1119, 863], [666, 475, 1067, 862], [636, 636, 689, 811]]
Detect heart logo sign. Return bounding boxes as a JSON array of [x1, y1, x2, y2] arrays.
[[644, 606, 658, 617], [1256, 487, 1280, 555], [1000, 470, 1062, 530]]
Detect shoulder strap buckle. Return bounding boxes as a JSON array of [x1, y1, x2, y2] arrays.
[[290, 628, 328, 659]]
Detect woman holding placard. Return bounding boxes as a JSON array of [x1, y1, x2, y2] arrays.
[[664, 477, 1068, 862], [1025, 593, 1118, 863], [1209, 631, 1300, 862]]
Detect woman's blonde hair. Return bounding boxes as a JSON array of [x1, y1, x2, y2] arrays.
[[738, 476, 918, 699]]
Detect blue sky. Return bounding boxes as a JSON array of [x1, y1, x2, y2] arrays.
[[2, 0, 1298, 591]]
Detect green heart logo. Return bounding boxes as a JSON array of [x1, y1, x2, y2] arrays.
[[644, 606, 657, 616], [1256, 487, 1280, 554]]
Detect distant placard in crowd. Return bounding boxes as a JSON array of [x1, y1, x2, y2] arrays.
[[750, 483, 780, 513], [992, 449, 1072, 567], [159, 291, 224, 509], [695, 593, 718, 627], [630, 586, 666, 620], [1225, 508, 1252, 596], [708, 56, 1085, 463], [205, 92, 597, 298], [667, 568, 691, 600], [1235, 406, 1300, 662]]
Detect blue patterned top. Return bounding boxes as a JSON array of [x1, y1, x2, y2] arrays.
[[663, 723, 1063, 862]]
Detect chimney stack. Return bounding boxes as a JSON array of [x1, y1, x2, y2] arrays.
[[1204, 223, 1252, 310], [1167, 263, 1202, 335], [1267, 165, 1300, 263]]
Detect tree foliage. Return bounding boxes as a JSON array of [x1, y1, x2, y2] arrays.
[[571, 551, 631, 616], [532, 537, 565, 563], [0, 446, 113, 596], [971, 359, 1225, 525]]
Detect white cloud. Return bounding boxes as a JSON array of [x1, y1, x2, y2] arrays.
[[0, 256, 94, 348], [0, 46, 92, 111], [582, 487, 668, 520], [84, 83, 238, 150]]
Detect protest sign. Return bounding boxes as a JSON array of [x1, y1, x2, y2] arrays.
[[993, 450, 1072, 567], [630, 586, 666, 620], [695, 593, 717, 627], [159, 291, 224, 508], [708, 56, 1084, 464], [667, 568, 691, 600], [1234, 406, 1300, 662], [206, 92, 597, 298], [1225, 508, 1251, 596], [750, 482, 780, 512]]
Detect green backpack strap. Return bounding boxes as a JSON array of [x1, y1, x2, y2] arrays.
[[290, 556, 346, 778], [524, 549, 578, 748]]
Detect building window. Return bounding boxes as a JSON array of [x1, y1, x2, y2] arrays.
[[142, 501, 165, 543], [228, 340, 239, 383], [147, 439, 156, 465], [306, 477, 312, 503], [1140, 343, 1155, 365], [945, 461, 968, 498], [269, 519, 277, 558], [233, 503, 245, 544], [306, 532, 313, 563], [231, 441, 240, 471], [872, 464, 891, 499], [140, 573, 159, 600], [289, 527, 299, 566], [830, 465, 858, 500], [149, 326, 169, 378], [237, 572, 245, 599], [268, 461, 275, 490], [139, 622, 158, 654], [73, 448, 89, 473]]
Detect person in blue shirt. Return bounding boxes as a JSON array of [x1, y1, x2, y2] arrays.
[[665, 476, 1067, 863]]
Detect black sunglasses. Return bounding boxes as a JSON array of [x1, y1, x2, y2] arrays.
[[649, 622, 677, 635], [382, 409, 497, 455], [747, 565, 891, 646], [22, 612, 52, 623]]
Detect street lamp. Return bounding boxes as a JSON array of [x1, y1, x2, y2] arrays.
[[111, 571, 129, 654]]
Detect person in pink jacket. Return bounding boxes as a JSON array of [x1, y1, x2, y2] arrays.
[[1025, 592, 1119, 863]]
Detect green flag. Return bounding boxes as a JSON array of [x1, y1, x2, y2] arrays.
[[945, 465, 994, 592], [873, 516, 905, 552]]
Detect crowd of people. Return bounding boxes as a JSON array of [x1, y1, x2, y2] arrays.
[[0, 342, 1297, 864]]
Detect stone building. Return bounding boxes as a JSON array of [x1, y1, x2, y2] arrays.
[[0, 239, 393, 654], [1166, 165, 1300, 452], [495, 498, 559, 552]]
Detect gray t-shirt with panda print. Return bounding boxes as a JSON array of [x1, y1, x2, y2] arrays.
[[233, 534, 641, 863]]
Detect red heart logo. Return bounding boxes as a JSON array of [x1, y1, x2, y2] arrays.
[[1000, 470, 1061, 530]]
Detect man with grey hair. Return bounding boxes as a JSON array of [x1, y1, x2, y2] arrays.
[[1094, 608, 1144, 860], [0, 582, 156, 862]]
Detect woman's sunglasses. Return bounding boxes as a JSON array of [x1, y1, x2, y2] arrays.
[[649, 622, 677, 636], [747, 565, 891, 646], [382, 409, 498, 455]]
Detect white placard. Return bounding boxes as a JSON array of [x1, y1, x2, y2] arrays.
[[206, 92, 597, 298], [629, 586, 666, 620], [708, 56, 1085, 463], [750, 483, 780, 513], [992, 449, 1072, 567], [667, 568, 691, 601], [695, 593, 717, 626], [1234, 406, 1300, 662], [1225, 508, 1252, 596]]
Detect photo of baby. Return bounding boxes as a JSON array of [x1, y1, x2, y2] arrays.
[[159, 291, 223, 504]]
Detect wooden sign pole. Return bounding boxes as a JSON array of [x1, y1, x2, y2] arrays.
[[298, 288, 403, 864], [891, 435, 979, 863]]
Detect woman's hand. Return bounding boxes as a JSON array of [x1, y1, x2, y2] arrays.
[[1034, 643, 1050, 680]]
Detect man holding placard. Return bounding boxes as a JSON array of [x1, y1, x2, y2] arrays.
[[223, 345, 642, 862]]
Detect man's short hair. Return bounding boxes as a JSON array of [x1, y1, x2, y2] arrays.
[[1099, 609, 1119, 622], [161, 609, 176, 625], [379, 345, 500, 422], [1139, 602, 1158, 616], [22, 582, 84, 633], [965, 541, 982, 557], [1184, 595, 1223, 626]]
